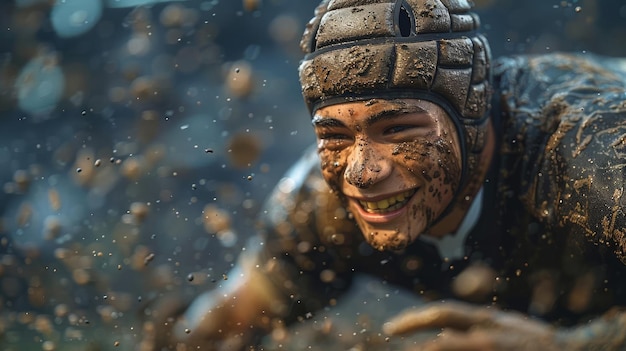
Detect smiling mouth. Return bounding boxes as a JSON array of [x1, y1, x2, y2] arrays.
[[357, 189, 417, 214]]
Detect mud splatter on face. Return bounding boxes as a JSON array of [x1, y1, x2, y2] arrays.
[[314, 99, 462, 251], [366, 229, 410, 251], [393, 137, 462, 198], [318, 149, 346, 194]]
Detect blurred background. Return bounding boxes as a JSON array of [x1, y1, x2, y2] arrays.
[[0, 0, 625, 350]]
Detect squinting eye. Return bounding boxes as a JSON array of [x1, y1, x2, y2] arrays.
[[317, 133, 351, 150], [319, 133, 349, 140], [384, 125, 414, 134]]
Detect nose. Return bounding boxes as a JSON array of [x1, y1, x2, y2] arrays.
[[344, 142, 392, 189]]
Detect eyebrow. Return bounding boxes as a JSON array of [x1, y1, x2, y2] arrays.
[[365, 105, 428, 127], [312, 104, 428, 128], [312, 115, 346, 128]]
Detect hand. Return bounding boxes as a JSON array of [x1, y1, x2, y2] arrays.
[[383, 300, 565, 351], [137, 290, 250, 351], [137, 292, 191, 351]]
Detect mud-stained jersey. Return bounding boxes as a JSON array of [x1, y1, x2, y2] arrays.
[[251, 53, 626, 326]]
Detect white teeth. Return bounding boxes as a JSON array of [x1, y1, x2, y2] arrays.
[[358, 189, 416, 214]]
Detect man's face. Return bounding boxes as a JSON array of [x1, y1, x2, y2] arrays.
[[313, 99, 462, 251]]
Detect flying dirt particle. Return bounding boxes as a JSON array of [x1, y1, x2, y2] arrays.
[[34, 315, 53, 335], [320, 269, 336, 283], [54, 304, 69, 318], [330, 234, 345, 245], [271, 326, 288, 342], [226, 132, 262, 168], [120, 158, 144, 181], [94, 159, 102, 167], [42, 340, 55, 351], [43, 216, 62, 240], [144, 253, 155, 265], [225, 60, 255, 98], [202, 204, 232, 234], [452, 264, 496, 302], [130, 202, 150, 223], [268, 14, 300, 44], [187, 273, 194, 282], [16, 203, 33, 227], [130, 76, 157, 101], [243, 0, 261, 12], [72, 268, 91, 285], [54, 248, 71, 260], [13, 169, 30, 193], [160, 3, 186, 27]]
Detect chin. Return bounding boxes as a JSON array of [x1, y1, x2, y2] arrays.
[[351, 207, 423, 251], [364, 229, 412, 251]]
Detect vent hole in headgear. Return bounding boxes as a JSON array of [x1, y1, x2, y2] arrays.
[[398, 5, 412, 37]]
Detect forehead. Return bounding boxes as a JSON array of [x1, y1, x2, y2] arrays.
[[313, 99, 445, 121]]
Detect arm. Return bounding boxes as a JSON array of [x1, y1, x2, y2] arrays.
[[172, 244, 285, 349], [383, 301, 626, 351], [558, 307, 626, 350], [171, 146, 357, 349]]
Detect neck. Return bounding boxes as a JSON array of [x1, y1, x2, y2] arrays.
[[427, 120, 495, 238]]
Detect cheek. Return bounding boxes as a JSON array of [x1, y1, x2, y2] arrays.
[[318, 149, 346, 192], [393, 137, 462, 199]]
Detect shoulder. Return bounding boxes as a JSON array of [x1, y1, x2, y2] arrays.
[[260, 145, 323, 227], [258, 145, 359, 250], [492, 53, 626, 151], [494, 53, 626, 106], [494, 54, 626, 264]]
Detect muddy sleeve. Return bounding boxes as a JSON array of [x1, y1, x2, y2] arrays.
[[251, 146, 357, 323], [496, 54, 626, 265]]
